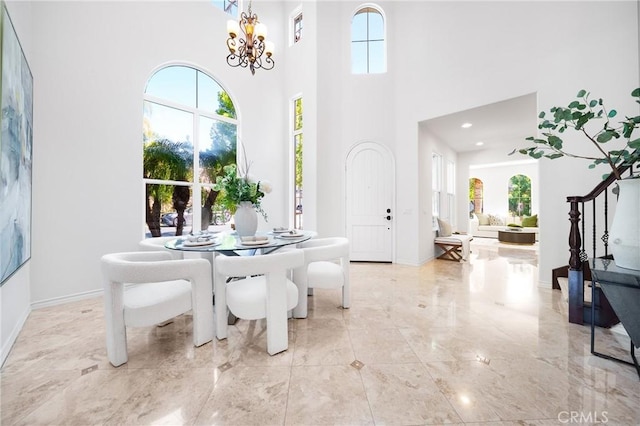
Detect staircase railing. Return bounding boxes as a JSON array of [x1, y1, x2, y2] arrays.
[[566, 162, 637, 324]]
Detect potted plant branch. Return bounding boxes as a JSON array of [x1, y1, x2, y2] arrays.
[[512, 88, 640, 180], [512, 88, 640, 270]]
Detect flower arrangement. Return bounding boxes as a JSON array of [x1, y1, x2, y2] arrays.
[[512, 88, 640, 180], [213, 163, 272, 220]]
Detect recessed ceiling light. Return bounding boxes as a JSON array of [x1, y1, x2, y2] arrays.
[[475, 141, 484, 146], [461, 122, 473, 128]]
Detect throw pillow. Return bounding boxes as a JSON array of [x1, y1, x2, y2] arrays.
[[437, 218, 452, 237], [507, 223, 523, 228], [522, 214, 538, 227], [476, 212, 490, 225], [488, 214, 504, 226]]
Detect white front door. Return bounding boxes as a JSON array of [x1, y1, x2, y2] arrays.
[[346, 142, 394, 262]]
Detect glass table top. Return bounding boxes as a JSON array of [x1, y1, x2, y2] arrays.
[[164, 230, 313, 254]]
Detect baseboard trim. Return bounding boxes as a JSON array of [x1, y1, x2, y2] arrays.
[[1, 304, 31, 368], [31, 288, 103, 310]]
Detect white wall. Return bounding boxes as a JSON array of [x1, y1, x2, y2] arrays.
[[1, 1, 33, 366]]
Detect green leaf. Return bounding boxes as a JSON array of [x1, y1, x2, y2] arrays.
[[548, 135, 563, 149], [596, 131, 614, 143], [589, 100, 597, 108], [525, 136, 535, 141], [538, 111, 546, 119], [568, 101, 579, 108], [577, 89, 587, 97], [608, 109, 617, 118], [577, 104, 586, 110], [545, 153, 563, 159], [629, 138, 640, 149], [632, 88, 640, 97], [588, 164, 596, 169]]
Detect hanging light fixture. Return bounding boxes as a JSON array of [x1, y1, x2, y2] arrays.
[[226, 1, 275, 75]]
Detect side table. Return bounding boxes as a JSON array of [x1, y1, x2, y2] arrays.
[[589, 258, 640, 380]]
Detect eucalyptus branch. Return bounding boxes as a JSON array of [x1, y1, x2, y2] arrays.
[[512, 88, 640, 181]]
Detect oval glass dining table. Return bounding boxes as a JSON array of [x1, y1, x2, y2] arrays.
[[164, 230, 314, 338]]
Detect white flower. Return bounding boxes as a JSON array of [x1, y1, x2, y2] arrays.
[[260, 180, 272, 194]]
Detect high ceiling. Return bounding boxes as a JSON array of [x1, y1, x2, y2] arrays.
[[423, 93, 538, 154]]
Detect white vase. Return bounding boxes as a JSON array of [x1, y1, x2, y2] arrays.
[[609, 178, 640, 270], [234, 201, 258, 237]]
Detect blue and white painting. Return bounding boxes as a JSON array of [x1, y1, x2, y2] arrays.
[[1, 4, 33, 285]]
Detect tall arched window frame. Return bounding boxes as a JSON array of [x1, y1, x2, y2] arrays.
[[351, 5, 386, 74], [142, 65, 238, 237]]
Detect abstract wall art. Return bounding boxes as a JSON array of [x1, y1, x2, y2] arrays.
[[1, 2, 33, 285]]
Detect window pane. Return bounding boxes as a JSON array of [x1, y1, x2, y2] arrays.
[[294, 98, 303, 130], [351, 42, 368, 74], [144, 101, 193, 143], [197, 71, 236, 118], [294, 13, 303, 43], [146, 183, 193, 228], [368, 40, 385, 73], [143, 139, 193, 182], [145, 66, 196, 108], [199, 117, 237, 183], [368, 11, 384, 40], [351, 11, 367, 42]]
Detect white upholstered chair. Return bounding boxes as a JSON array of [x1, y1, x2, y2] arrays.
[[101, 251, 214, 367], [214, 250, 304, 355], [138, 236, 183, 259], [292, 237, 350, 319]]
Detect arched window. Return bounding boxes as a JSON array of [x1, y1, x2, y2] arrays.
[[508, 174, 531, 217], [469, 177, 483, 218], [143, 65, 237, 237], [351, 5, 386, 74]]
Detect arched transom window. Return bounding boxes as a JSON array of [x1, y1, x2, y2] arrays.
[[351, 5, 386, 74]]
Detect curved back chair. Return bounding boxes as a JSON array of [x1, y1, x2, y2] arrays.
[[138, 236, 183, 259], [101, 251, 214, 367], [292, 237, 350, 319], [215, 249, 304, 355]]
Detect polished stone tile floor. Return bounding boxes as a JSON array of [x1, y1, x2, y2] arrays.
[[2, 239, 639, 425]]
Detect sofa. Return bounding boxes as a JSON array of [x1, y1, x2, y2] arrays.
[[469, 213, 539, 241]]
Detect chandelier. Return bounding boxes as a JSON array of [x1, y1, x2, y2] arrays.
[[226, 1, 275, 75]]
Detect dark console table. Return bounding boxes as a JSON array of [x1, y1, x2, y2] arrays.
[[589, 258, 640, 379]]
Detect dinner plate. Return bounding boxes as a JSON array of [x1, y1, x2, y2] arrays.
[[237, 240, 271, 247], [271, 228, 291, 234], [277, 232, 305, 239], [182, 239, 219, 247]]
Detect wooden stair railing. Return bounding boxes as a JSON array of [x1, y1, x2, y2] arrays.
[[566, 160, 637, 325]]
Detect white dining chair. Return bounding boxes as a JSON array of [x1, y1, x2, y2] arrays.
[[138, 236, 183, 259], [100, 251, 214, 367], [214, 249, 304, 355], [292, 237, 350, 319]]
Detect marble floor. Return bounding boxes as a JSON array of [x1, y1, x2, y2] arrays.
[[2, 238, 639, 425]]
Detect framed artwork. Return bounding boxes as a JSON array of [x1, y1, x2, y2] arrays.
[[1, 2, 33, 285]]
